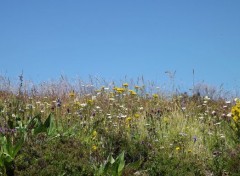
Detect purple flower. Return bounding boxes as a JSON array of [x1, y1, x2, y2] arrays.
[[0, 127, 16, 135], [56, 98, 62, 107], [193, 136, 197, 143]]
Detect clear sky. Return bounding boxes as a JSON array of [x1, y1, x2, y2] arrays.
[[0, 0, 240, 90]]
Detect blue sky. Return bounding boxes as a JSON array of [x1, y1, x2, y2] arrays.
[[0, 0, 240, 90]]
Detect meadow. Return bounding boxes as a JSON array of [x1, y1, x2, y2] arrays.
[[0, 75, 240, 176]]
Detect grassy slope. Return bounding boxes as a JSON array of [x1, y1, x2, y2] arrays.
[[0, 79, 240, 175]]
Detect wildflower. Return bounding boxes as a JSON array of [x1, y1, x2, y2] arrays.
[[120, 114, 127, 118], [220, 134, 225, 138], [204, 96, 210, 101], [74, 101, 81, 107], [231, 102, 240, 122], [69, 90, 75, 98], [214, 122, 221, 125], [129, 90, 137, 95], [199, 116, 204, 120], [92, 145, 97, 151], [193, 136, 197, 143], [80, 103, 87, 107], [212, 111, 217, 116], [122, 83, 128, 88], [109, 98, 115, 101], [134, 113, 140, 118], [152, 94, 159, 99], [56, 98, 61, 107], [233, 116, 238, 122], [87, 100, 93, 105], [188, 150, 192, 153], [134, 85, 140, 90], [92, 130, 97, 138], [126, 117, 132, 122], [222, 113, 227, 118], [163, 117, 169, 123], [176, 147, 180, 151], [116, 88, 125, 94]]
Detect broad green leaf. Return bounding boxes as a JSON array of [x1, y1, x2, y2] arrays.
[[46, 114, 56, 136], [116, 151, 125, 175]]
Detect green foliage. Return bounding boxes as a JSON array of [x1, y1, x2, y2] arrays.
[[0, 78, 239, 175], [96, 151, 125, 176], [31, 113, 56, 136], [0, 135, 24, 175]]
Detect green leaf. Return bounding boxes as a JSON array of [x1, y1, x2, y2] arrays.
[[43, 113, 52, 128], [45, 114, 56, 136], [12, 136, 24, 158], [116, 151, 125, 175], [3, 153, 13, 163], [109, 155, 115, 165]]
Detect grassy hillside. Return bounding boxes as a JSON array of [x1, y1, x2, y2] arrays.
[[0, 76, 240, 175]]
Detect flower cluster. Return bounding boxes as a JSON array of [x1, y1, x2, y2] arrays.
[[232, 101, 240, 123]]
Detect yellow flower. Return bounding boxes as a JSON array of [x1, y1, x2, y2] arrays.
[[74, 101, 81, 107], [176, 147, 180, 151], [87, 100, 93, 105], [163, 117, 169, 123], [129, 90, 137, 95], [116, 88, 125, 93], [188, 150, 192, 153], [123, 83, 129, 87], [134, 85, 140, 90], [134, 113, 140, 118], [69, 90, 75, 98], [231, 102, 240, 122], [92, 130, 97, 138], [153, 94, 159, 99], [233, 116, 238, 122], [92, 145, 97, 151], [126, 117, 132, 122]]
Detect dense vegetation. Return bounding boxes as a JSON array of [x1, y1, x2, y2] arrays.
[[0, 76, 240, 175]]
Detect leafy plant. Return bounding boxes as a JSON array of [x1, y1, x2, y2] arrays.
[[30, 113, 57, 136], [96, 151, 125, 176], [0, 135, 24, 175]]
